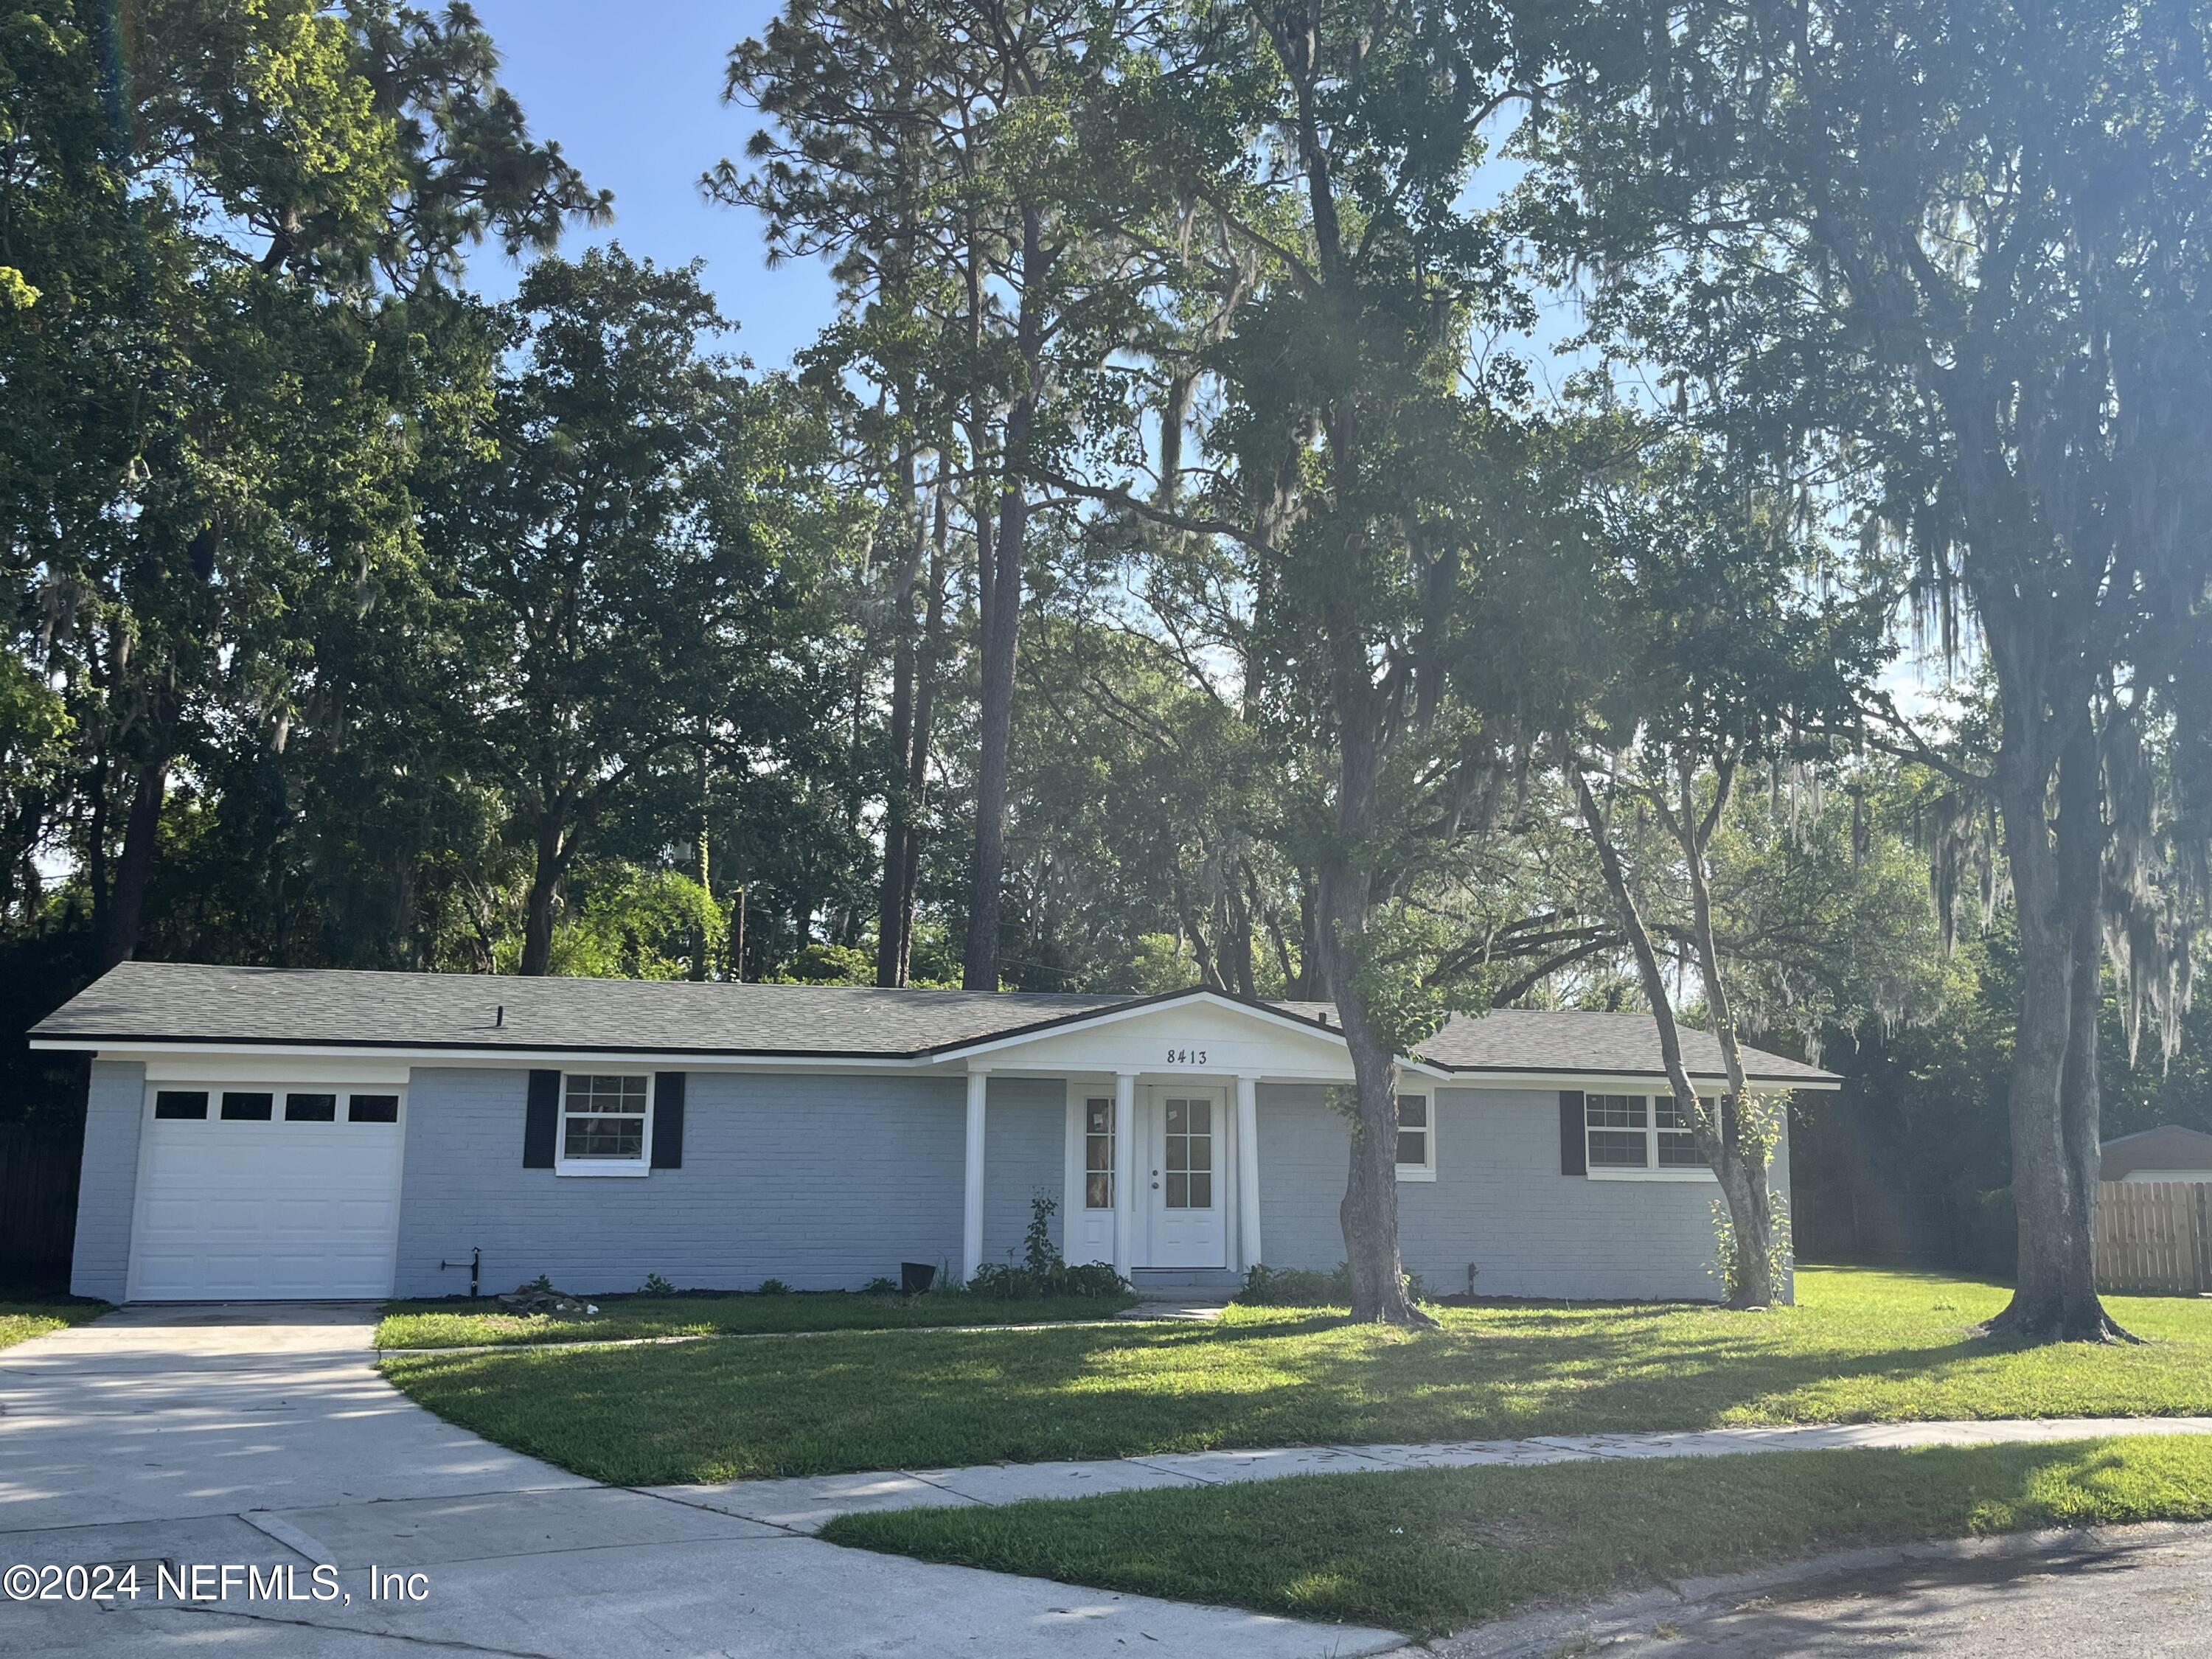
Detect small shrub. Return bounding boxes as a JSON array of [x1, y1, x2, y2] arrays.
[[526, 1273, 554, 1294], [755, 1277, 791, 1295], [967, 1192, 1132, 1299], [638, 1273, 675, 1298], [1022, 1192, 1062, 1275], [860, 1276, 901, 1296]]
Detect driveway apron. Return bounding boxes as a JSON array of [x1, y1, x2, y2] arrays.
[[0, 1304, 1401, 1659]]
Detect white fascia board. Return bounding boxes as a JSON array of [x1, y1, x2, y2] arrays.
[[1429, 1068, 1840, 1093], [50, 1039, 931, 1072]]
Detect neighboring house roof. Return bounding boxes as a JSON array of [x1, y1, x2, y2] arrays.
[[1411, 1008, 1835, 1086], [2100, 1124, 2212, 1181], [30, 961, 1837, 1085]]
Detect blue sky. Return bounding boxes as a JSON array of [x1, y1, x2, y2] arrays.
[[464, 0, 839, 367]]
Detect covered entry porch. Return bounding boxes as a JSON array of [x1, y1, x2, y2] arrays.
[[961, 1068, 1265, 1283], [942, 990, 1441, 1284]]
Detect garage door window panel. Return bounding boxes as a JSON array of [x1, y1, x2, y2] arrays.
[[559, 1074, 652, 1175], [154, 1091, 208, 1120], [220, 1091, 274, 1121], [349, 1093, 400, 1123], [285, 1093, 338, 1122]]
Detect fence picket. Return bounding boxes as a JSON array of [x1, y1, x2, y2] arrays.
[[2096, 1180, 2212, 1294]]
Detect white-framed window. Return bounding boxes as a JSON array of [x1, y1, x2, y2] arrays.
[[1395, 1093, 1436, 1180], [557, 1073, 653, 1176], [1586, 1092, 1714, 1180], [1083, 1096, 1115, 1208]]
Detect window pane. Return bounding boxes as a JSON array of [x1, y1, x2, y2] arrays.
[[1084, 1099, 1115, 1207], [285, 1093, 337, 1122], [1658, 1132, 1703, 1167], [154, 1091, 209, 1120], [1585, 1093, 1647, 1128], [1186, 1134, 1211, 1172], [1398, 1130, 1427, 1168], [1187, 1099, 1211, 1134], [1165, 1099, 1187, 1133], [1656, 1094, 1695, 1130], [349, 1094, 400, 1124], [220, 1091, 274, 1121], [1188, 1172, 1212, 1209], [1397, 1096, 1428, 1130], [1587, 1129, 1649, 1167], [564, 1115, 644, 1158], [1166, 1172, 1188, 1208], [566, 1074, 647, 1112]]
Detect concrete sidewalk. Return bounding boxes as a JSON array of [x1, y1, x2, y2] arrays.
[[653, 1413, 2212, 1532]]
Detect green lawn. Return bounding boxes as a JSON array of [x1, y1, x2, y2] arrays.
[[379, 1268, 2212, 1485], [824, 1435, 2212, 1638], [376, 1290, 1137, 1349], [0, 1299, 108, 1351]]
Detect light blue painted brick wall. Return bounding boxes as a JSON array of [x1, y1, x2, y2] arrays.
[[980, 1076, 1066, 1269], [69, 1060, 145, 1301], [1256, 1083, 1792, 1301], [393, 1068, 1064, 1296]]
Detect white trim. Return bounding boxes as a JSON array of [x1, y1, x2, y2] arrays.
[[1394, 1091, 1437, 1181], [1433, 1068, 1837, 1093], [961, 1071, 988, 1282], [1589, 1166, 1718, 1183], [1111, 1071, 1135, 1281], [1235, 1074, 1262, 1270], [554, 1070, 655, 1178], [47, 1039, 1827, 1090]]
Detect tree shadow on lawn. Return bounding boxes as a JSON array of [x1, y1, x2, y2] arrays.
[[377, 1291, 2212, 1486]]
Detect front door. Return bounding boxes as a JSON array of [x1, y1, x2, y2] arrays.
[[1147, 1088, 1228, 1268]]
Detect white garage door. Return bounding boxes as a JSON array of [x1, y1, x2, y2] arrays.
[[128, 1085, 406, 1301]]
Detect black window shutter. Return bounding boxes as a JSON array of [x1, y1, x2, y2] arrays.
[[1719, 1091, 1737, 1146], [524, 1070, 560, 1168], [652, 1072, 686, 1169], [1559, 1091, 1587, 1176]]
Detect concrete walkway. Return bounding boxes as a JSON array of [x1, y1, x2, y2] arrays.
[[653, 1413, 2212, 1533], [0, 1304, 1399, 1659]]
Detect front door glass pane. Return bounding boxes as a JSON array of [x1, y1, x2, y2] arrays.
[[1164, 1098, 1213, 1209]]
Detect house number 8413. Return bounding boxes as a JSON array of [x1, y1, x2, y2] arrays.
[[1165, 1048, 1208, 1065]]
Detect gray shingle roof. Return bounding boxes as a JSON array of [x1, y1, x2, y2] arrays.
[[1412, 1008, 1836, 1085], [32, 961, 1158, 1057], [34, 962, 1835, 1084]]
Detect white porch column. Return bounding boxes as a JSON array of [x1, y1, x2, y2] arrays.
[[1111, 1071, 1137, 1281], [962, 1069, 988, 1284], [1236, 1074, 1262, 1270]]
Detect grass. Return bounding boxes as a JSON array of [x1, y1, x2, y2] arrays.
[[375, 1289, 1139, 1349], [822, 1434, 2212, 1638], [0, 1298, 108, 1351], [378, 1268, 2212, 1486]]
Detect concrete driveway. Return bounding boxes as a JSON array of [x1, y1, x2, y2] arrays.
[[0, 1304, 1399, 1658]]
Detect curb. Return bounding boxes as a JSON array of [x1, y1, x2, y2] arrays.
[[1428, 1518, 2212, 1656]]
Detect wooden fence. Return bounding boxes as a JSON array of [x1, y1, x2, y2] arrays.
[[2096, 1180, 2212, 1295], [0, 1127, 81, 1276]]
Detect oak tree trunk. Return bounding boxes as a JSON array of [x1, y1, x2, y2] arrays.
[[1986, 704, 2129, 1341]]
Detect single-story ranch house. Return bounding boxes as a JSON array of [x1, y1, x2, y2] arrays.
[[35, 961, 1837, 1305]]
